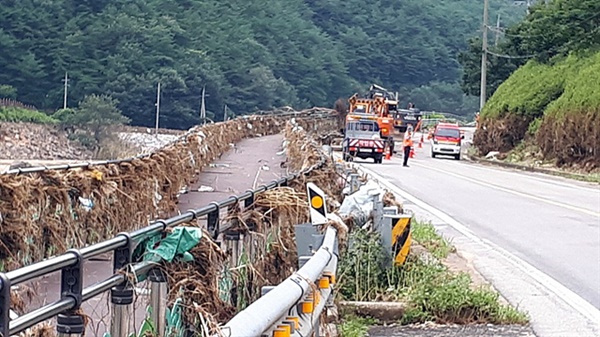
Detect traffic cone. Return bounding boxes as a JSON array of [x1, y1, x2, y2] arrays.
[[385, 150, 391, 160], [410, 148, 415, 158], [418, 135, 423, 148]]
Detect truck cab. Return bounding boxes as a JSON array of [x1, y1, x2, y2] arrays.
[[429, 122, 464, 160], [342, 120, 385, 164], [393, 108, 422, 133]]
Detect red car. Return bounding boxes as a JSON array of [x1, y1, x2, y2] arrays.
[[429, 123, 464, 160]]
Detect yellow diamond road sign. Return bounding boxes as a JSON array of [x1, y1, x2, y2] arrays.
[[307, 182, 327, 225]]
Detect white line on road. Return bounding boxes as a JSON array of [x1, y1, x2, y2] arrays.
[[353, 163, 600, 327], [411, 161, 600, 217], [446, 159, 600, 193]]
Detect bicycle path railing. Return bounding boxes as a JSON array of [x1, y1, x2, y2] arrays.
[[0, 114, 334, 337], [1, 109, 333, 176]]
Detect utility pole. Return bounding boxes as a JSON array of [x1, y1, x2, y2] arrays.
[[495, 14, 501, 47], [155, 82, 161, 136], [62, 72, 69, 109], [223, 104, 228, 122], [480, 0, 489, 110], [200, 86, 206, 125]]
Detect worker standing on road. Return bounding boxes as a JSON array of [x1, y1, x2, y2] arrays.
[[403, 131, 413, 167]]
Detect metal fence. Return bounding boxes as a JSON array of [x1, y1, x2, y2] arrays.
[[0, 113, 334, 337], [1, 110, 333, 176]]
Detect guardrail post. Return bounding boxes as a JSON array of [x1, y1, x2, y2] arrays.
[[0, 273, 10, 337], [225, 231, 241, 264], [294, 223, 323, 258], [349, 173, 360, 194], [149, 268, 168, 337], [371, 191, 383, 231], [57, 249, 85, 337], [208, 202, 220, 239], [111, 233, 133, 337], [244, 190, 255, 208]]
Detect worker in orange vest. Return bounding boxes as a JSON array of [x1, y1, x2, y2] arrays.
[[403, 131, 414, 167]]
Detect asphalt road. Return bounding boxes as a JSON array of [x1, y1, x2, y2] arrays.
[[347, 134, 600, 336], [359, 139, 600, 309]]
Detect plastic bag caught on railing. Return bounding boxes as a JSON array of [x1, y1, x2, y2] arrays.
[[338, 180, 383, 223], [142, 227, 203, 263]]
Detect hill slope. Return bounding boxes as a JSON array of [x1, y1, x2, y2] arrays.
[[474, 52, 599, 169], [0, 0, 524, 128]]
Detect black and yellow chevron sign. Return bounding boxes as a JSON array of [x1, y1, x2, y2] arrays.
[[391, 216, 412, 265], [307, 182, 327, 225]]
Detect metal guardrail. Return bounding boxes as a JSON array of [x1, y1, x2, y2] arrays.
[[0, 115, 333, 337], [214, 163, 410, 336], [220, 226, 338, 337]]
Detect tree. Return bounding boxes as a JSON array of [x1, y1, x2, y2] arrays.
[[60, 94, 130, 147], [0, 84, 16, 99]]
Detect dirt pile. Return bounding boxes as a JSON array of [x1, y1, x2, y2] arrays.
[[0, 122, 93, 160], [0, 113, 337, 271]]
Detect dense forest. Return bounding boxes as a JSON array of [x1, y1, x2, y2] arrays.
[[0, 0, 525, 129], [467, 0, 599, 168]]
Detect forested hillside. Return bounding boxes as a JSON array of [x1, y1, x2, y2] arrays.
[[0, 0, 524, 129], [471, 0, 599, 169]]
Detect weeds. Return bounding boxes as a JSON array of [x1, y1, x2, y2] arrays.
[[339, 315, 376, 337], [411, 220, 454, 259], [338, 225, 529, 326]]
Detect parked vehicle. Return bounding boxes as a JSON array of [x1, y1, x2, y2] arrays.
[[342, 119, 385, 164], [429, 122, 464, 160]]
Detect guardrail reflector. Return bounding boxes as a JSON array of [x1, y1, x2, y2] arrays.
[[301, 300, 314, 313], [318, 276, 330, 289], [324, 272, 336, 284], [273, 328, 290, 337], [285, 316, 299, 329], [307, 183, 328, 225], [392, 216, 412, 265]]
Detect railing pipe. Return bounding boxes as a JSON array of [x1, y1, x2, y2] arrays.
[[5, 253, 77, 286], [80, 236, 127, 259], [222, 227, 337, 336], [9, 298, 75, 335]]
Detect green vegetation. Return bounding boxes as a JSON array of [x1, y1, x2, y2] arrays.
[[338, 221, 528, 326], [0, 107, 57, 123], [411, 220, 455, 260], [0, 0, 526, 128], [461, 0, 600, 168], [339, 316, 376, 337], [474, 52, 600, 167], [459, 0, 600, 100]]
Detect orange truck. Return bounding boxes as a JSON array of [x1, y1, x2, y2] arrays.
[[347, 88, 397, 154]]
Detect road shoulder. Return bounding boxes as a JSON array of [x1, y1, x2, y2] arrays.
[[355, 163, 600, 337]]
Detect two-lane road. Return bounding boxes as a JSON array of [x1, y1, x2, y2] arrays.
[[349, 137, 600, 335]]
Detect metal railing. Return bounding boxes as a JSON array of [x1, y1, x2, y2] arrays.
[[213, 163, 408, 336], [219, 225, 338, 337], [0, 109, 333, 176], [0, 115, 333, 337]]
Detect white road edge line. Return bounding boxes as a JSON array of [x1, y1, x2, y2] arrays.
[[411, 161, 600, 217], [351, 162, 600, 326]]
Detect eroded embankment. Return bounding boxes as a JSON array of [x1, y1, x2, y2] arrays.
[[155, 121, 347, 334], [475, 53, 600, 170], [0, 114, 335, 271]]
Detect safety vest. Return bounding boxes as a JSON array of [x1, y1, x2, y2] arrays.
[[403, 136, 413, 148]]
